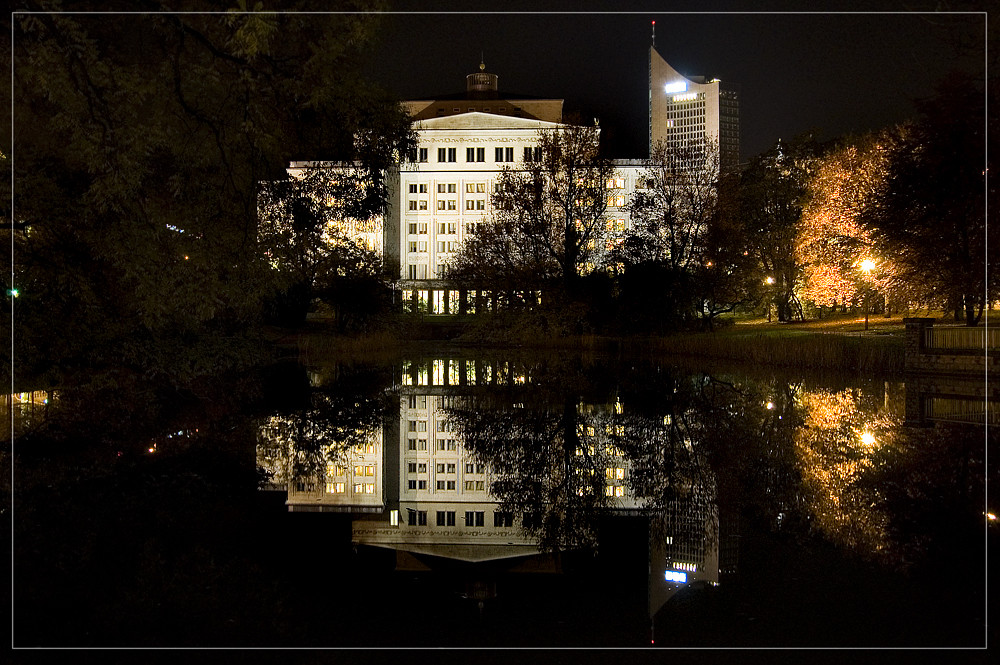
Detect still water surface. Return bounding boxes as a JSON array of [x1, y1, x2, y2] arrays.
[[12, 348, 991, 647]]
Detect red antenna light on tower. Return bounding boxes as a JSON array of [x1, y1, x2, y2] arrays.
[[651, 20, 656, 47]]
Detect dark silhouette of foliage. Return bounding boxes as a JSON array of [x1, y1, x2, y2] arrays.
[[8, 4, 412, 388], [858, 73, 991, 325], [737, 135, 823, 322]]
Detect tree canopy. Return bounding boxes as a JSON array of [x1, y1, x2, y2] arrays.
[[448, 122, 615, 295], [857, 73, 991, 325], [9, 3, 413, 387]]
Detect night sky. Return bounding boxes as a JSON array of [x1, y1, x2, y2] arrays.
[[364, 3, 986, 160]]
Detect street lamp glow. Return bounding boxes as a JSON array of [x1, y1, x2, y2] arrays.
[[764, 276, 775, 285], [859, 259, 876, 273], [860, 431, 876, 446]]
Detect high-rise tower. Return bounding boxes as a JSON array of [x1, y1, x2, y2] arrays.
[[649, 46, 740, 171]]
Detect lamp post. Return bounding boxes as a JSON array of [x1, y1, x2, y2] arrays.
[[764, 276, 775, 322], [859, 259, 876, 331]]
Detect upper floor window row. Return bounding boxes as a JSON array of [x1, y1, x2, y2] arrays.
[[406, 145, 539, 164]]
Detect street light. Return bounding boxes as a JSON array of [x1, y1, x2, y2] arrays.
[[763, 276, 775, 322], [859, 259, 876, 331]]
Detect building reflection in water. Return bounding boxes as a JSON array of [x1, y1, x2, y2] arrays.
[[3, 389, 58, 440], [255, 356, 987, 628], [255, 356, 736, 621]]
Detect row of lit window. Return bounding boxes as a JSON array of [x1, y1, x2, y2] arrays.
[[323, 482, 376, 494], [400, 353, 532, 385], [324, 464, 376, 478], [581, 424, 627, 437]]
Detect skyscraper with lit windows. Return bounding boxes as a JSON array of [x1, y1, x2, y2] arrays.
[[649, 46, 740, 171]]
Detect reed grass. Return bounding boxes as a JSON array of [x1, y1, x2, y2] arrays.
[[642, 331, 904, 373], [295, 329, 407, 365]]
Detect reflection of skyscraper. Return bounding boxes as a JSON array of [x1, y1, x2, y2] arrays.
[[648, 471, 722, 618], [649, 46, 740, 170]]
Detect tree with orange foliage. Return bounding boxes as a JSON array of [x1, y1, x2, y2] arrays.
[[797, 132, 904, 317]]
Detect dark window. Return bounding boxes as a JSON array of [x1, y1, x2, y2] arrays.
[[436, 510, 456, 526]]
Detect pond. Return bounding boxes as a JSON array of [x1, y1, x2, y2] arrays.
[[10, 347, 993, 648]]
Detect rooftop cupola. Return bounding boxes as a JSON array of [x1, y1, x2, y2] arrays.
[[466, 60, 499, 99]]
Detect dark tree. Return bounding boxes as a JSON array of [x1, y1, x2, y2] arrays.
[[257, 167, 400, 330], [448, 121, 616, 299], [8, 4, 413, 387], [859, 73, 991, 325], [738, 135, 822, 322]]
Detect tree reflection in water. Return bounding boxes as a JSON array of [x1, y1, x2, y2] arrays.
[[256, 362, 395, 490], [251, 352, 986, 646]]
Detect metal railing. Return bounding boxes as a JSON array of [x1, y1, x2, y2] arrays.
[[924, 326, 1000, 350], [925, 396, 1000, 426]]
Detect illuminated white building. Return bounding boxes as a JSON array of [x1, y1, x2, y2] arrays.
[[279, 53, 737, 304]]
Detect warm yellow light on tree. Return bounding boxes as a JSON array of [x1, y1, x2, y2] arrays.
[[860, 431, 876, 446], [859, 259, 876, 273]]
